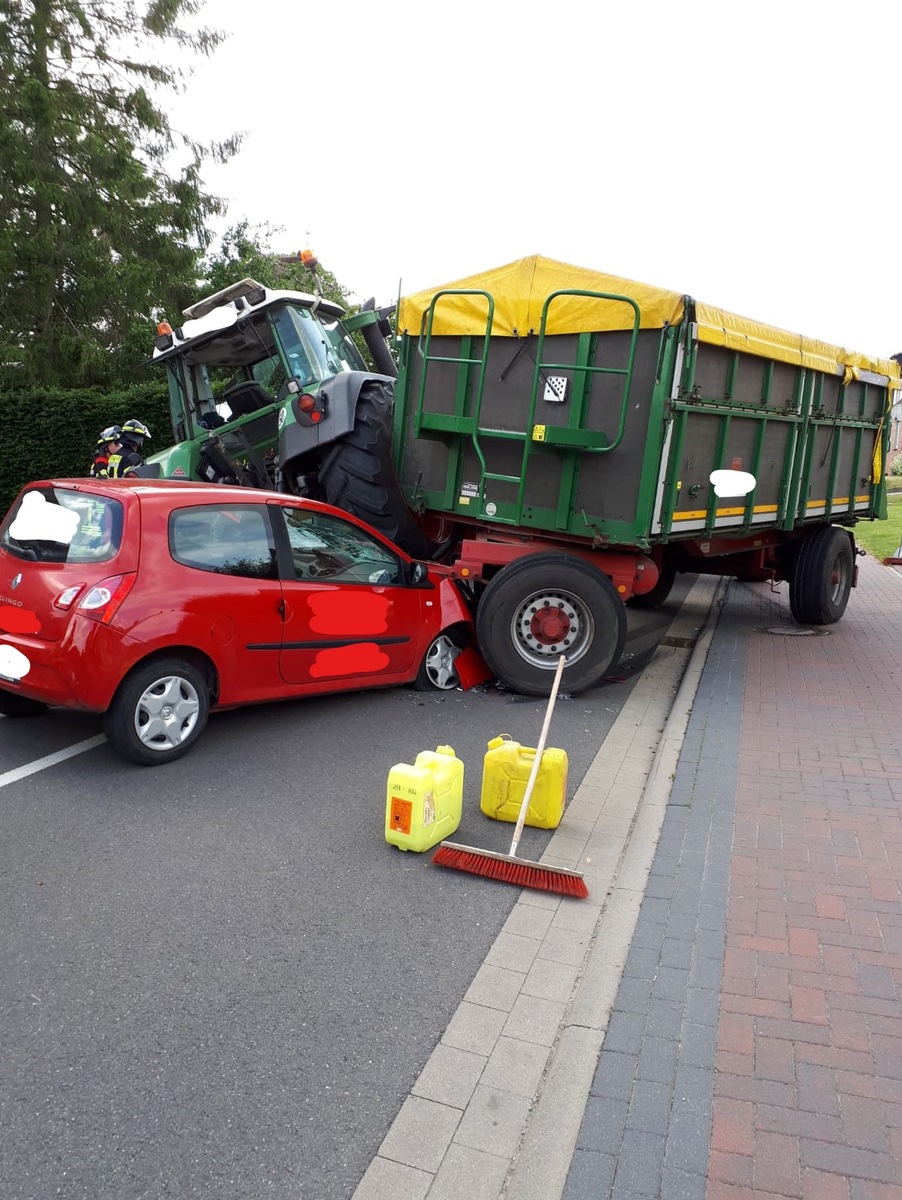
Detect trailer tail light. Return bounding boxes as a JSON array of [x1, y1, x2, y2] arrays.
[[76, 574, 137, 625]]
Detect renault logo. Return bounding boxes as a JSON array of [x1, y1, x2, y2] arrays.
[[10, 574, 22, 590]]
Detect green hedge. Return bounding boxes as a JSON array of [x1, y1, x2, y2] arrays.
[[0, 382, 171, 514]]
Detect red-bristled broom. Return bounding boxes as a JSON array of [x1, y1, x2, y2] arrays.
[[432, 655, 589, 899]]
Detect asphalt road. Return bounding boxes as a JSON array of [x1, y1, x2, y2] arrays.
[[0, 582, 693, 1200]]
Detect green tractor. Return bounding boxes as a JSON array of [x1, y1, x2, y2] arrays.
[[144, 264, 435, 558]]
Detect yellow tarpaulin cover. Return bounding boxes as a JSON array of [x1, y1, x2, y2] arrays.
[[398, 255, 902, 382], [398, 255, 685, 339]]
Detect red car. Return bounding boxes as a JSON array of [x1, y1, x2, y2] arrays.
[[0, 479, 479, 765]]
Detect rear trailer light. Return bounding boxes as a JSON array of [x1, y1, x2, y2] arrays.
[[76, 574, 137, 624]]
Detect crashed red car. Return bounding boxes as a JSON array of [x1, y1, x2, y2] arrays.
[[0, 479, 481, 765]]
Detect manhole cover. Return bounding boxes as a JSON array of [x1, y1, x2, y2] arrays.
[[757, 627, 831, 637]]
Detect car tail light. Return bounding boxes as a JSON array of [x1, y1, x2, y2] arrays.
[[76, 573, 137, 625]]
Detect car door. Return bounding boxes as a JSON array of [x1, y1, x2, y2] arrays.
[[268, 501, 429, 688], [167, 502, 285, 702]]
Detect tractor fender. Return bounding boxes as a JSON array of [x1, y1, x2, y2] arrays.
[[277, 371, 394, 462]]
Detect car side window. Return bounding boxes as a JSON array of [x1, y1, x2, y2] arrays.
[[276, 506, 403, 585], [170, 505, 277, 580]]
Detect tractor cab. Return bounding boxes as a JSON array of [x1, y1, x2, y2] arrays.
[[148, 278, 371, 488]]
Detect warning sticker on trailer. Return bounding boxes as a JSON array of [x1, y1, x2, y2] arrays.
[[460, 481, 479, 498]]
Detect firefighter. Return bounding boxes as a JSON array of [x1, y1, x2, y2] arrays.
[[106, 418, 151, 478], [89, 425, 122, 478]]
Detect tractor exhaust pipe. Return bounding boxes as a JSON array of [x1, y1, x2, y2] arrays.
[[358, 297, 398, 379]]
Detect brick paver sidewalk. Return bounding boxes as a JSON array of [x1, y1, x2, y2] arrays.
[[565, 557, 902, 1200], [710, 559, 902, 1199]]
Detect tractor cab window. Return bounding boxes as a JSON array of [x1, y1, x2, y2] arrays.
[[271, 304, 366, 388]]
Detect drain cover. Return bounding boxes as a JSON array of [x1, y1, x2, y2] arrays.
[[759, 627, 831, 637]]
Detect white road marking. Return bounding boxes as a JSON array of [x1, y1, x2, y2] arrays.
[[0, 734, 106, 789]]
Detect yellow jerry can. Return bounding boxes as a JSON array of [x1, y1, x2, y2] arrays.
[[480, 735, 568, 830], [385, 745, 464, 852]]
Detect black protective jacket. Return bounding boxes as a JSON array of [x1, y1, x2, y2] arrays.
[[105, 443, 145, 478]]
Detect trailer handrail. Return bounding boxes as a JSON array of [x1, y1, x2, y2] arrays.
[[529, 289, 641, 455]]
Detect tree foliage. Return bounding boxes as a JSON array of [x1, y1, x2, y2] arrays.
[[0, 0, 239, 387]]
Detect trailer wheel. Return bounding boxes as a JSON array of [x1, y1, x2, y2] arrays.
[[627, 564, 677, 609], [317, 380, 435, 560], [789, 525, 854, 625], [476, 554, 627, 696]]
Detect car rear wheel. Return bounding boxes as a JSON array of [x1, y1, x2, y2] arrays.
[[412, 632, 462, 691], [0, 690, 49, 718], [103, 658, 210, 766]]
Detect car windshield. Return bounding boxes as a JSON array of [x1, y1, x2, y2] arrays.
[[0, 487, 123, 564]]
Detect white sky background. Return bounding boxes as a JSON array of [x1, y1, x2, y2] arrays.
[[168, 0, 900, 361]]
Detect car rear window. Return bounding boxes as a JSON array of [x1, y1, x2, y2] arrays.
[[1, 487, 123, 564]]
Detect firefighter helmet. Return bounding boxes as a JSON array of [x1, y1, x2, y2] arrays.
[[96, 424, 122, 447], [120, 418, 151, 444]]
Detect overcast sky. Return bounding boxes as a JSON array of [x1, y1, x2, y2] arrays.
[[170, 1, 900, 361]]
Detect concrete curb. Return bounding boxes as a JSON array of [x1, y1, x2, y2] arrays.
[[503, 577, 727, 1200]]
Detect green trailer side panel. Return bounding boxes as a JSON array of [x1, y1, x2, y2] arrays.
[[392, 283, 892, 551], [396, 329, 665, 542]]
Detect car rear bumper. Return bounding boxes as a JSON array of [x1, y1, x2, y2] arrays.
[[0, 626, 123, 713]]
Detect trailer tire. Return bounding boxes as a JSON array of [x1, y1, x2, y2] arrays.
[[476, 553, 627, 696], [789, 525, 854, 625], [318, 380, 436, 560]]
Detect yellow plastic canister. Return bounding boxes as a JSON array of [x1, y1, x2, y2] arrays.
[[480, 736, 568, 830], [385, 745, 464, 852]]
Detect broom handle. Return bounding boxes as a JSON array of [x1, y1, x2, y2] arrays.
[[509, 655, 566, 858]]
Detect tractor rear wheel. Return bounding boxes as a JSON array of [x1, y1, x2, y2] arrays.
[[317, 381, 435, 560]]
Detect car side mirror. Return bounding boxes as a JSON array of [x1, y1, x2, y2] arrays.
[[409, 561, 428, 584]]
